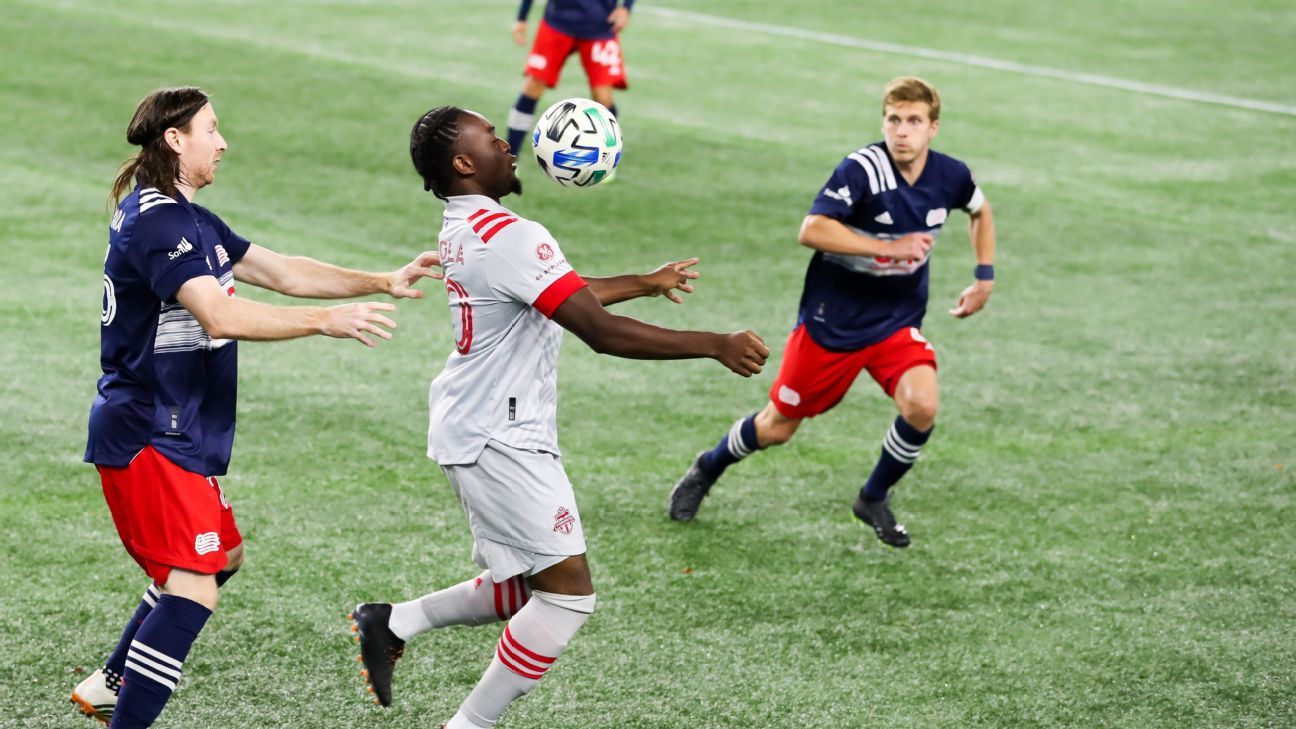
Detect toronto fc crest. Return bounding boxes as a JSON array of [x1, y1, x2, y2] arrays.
[[553, 506, 576, 535]]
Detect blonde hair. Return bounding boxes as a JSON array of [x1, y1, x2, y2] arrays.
[[882, 77, 941, 121]]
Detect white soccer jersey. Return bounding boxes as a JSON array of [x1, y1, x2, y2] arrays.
[[427, 195, 588, 465]]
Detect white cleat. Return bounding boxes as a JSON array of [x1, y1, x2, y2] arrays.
[[71, 668, 116, 725]]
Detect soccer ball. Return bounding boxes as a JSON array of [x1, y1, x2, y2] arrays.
[[531, 98, 622, 187]]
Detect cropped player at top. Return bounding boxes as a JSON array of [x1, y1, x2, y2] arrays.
[[669, 77, 998, 548], [348, 106, 768, 728], [506, 0, 634, 154], [74, 86, 439, 728]]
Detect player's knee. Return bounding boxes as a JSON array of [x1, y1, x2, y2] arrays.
[[900, 396, 938, 430], [163, 570, 219, 611], [522, 77, 546, 99], [532, 591, 596, 650]]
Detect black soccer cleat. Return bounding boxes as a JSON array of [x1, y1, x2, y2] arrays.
[[852, 495, 911, 548], [668, 452, 717, 521], [350, 603, 405, 707]]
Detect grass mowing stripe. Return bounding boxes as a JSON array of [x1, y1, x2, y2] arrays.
[[645, 5, 1296, 117]]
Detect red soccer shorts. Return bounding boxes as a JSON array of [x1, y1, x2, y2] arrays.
[[769, 325, 938, 419], [97, 446, 242, 585], [524, 19, 628, 89]]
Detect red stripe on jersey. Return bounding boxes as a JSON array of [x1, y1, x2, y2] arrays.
[[503, 625, 556, 664], [532, 270, 588, 318], [479, 217, 518, 244], [467, 208, 490, 222], [493, 580, 507, 621], [472, 211, 510, 233]]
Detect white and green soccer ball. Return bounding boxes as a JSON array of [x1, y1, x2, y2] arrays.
[[531, 98, 622, 187]]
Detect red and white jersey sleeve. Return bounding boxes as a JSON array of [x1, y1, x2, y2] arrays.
[[426, 195, 588, 466], [485, 219, 587, 318]]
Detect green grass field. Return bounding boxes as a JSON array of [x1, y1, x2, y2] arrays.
[[2, 0, 1293, 726]]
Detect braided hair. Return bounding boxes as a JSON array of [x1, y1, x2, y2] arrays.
[[410, 106, 465, 200]]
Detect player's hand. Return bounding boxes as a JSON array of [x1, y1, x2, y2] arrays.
[[608, 7, 630, 32], [949, 280, 993, 318], [388, 250, 443, 299], [889, 233, 933, 261], [715, 330, 769, 377], [512, 21, 528, 45], [643, 258, 700, 304], [323, 302, 397, 347]]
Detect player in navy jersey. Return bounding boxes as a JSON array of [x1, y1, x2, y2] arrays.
[[71, 87, 441, 728], [668, 77, 998, 547], [505, 0, 633, 153]]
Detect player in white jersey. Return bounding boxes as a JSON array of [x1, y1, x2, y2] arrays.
[[349, 106, 769, 728]]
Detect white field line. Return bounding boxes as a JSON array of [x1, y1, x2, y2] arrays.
[[643, 6, 1296, 118]]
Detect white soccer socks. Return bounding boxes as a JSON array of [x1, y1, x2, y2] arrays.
[[445, 590, 596, 729], [388, 571, 531, 641]]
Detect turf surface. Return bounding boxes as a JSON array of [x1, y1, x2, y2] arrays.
[[1, 1, 1292, 726]]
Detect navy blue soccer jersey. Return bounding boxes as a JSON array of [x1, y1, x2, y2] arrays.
[[518, 0, 633, 40], [85, 186, 251, 476], [797, 142, 984, 350]]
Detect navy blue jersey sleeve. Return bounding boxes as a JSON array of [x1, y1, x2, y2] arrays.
[[196, 205, 252, 263], [517, 0, 533, 21], [807, 154, 873, 221], [948, 158, 981, 212], [125, 205, 215, 301]]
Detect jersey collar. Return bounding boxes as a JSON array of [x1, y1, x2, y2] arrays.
[[445, 194, 509, 217]]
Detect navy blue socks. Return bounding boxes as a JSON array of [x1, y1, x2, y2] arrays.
[[103, 584, 160, 694], [698, 414, 761, 479], [861, 416, 933, 503], [507, 94, 540, 153], [110, 594, 211, 728]]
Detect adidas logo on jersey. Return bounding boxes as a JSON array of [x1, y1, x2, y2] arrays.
[[168, 237, 194, 260], [874, 211, 894, 225], [823, 185, 853, 207]]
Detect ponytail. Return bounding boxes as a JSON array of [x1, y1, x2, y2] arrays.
[[108, 87, 210, 208]]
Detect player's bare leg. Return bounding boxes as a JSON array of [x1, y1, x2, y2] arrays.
[[754, 402, 804, 447], [670, 403, 802, 521], [854, 365, 939, 547], [590, 85, 615, 115], [507, 76, 548, 152], [444, 555, 596, 729], [893, 365, 939, 432]]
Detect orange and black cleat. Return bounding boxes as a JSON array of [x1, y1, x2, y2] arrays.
[[349, 603, 405, 707]]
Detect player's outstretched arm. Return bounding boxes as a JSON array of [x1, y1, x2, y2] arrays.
[[798, 215, 931, 260], [177, 275, 397, 348], [233, 244, 442, 300], [949, 201, 996, 319], [551, 287, 768, 376], [584, 258, 699, 306]]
